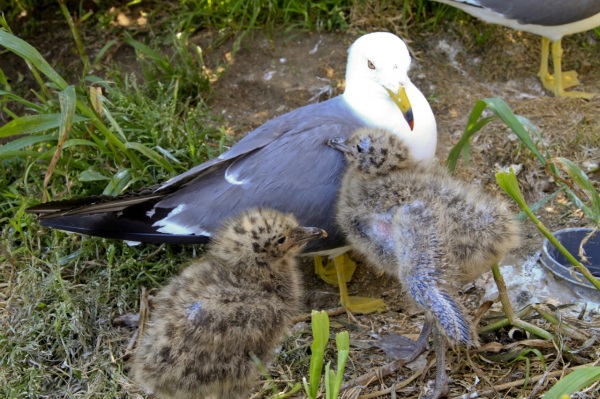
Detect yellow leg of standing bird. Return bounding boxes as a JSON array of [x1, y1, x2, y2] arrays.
[[538, 37, 595, 99], [314, 254, 387, 314]]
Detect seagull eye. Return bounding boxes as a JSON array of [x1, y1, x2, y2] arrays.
[[367, 60, 375, 70], [277, 236, 286, 244]]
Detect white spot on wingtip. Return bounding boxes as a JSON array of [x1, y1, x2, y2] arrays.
[[146, 208, 155, 218], [225, 165, 245, 185], [153, 220, 212, 236], [152, 204, 212, 236], [125, 240, 142, 246]]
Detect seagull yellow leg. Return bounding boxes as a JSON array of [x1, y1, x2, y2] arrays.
[[314, 254, 387, 314], [314, 255, 346, 286], [538, 38, 594, 98], [551, 40, 595, 99], [538, 38, 579, 91]]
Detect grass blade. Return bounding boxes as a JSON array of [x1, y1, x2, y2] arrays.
[[305, 310, 329, 399], [0, 114, 89, 138], [124, 142, 176, 174], [0, 29, 68, 90], [447, 98, 545, 173], [102, 168, 133, 196], [78, 169, 110, 182], [331, 331, 350, 398], [0, 90, 45, 111], [544, 367, 600, 399], [0, 135, 56, 158], [44, 85, 77, 192], [547, 157, 600, 225]]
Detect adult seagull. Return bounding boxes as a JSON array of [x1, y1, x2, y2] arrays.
[[433, 0, 600, 98], [27, 32, 437, 313]]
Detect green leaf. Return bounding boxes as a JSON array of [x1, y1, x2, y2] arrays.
[[155, 146, 182, 165], [124, 142, 176, 174], [324, 362, 332, 399], [446, 98, 545, 173], [0, 90, 44, 111], [331, 331, 350, 398], [0, 30, 68, 90], [496, 168, 528, 210], [103, 169, 132, 196], [544, 367, 600, 399], [305, 310, 329, 399], [61, 138, 100, 150], [0, 134, 56, 157], [550, 157, 600, 225], [78, 169, 110, 182], [59, 86, 77, 142], [123, 37, 171, 71], [0, 114, 89, 138]]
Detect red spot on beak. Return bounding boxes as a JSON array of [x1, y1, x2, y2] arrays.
[[404, 107, 414, 131]]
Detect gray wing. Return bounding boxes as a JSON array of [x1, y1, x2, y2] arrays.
[[153, 97, 365, 251], [32, 96, 365, 250], [477, 0, 600, 26]]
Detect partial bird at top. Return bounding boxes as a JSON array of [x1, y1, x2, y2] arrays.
[[432, 0, 600, 98], [27, 32, 437, 314]]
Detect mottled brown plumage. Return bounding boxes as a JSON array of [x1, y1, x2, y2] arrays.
[[330, 127, 519, 398], [130, 209, 326, 399]]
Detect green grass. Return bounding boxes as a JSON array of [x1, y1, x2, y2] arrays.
[[0, 7, 233, 396]]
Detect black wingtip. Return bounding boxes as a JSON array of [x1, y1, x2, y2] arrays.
[[37, 213, 211, 245]]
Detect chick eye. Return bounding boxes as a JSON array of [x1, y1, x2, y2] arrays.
[[367, 60, 375, 70], [356, 144, 363, 153], [277, 236, 286, 244]]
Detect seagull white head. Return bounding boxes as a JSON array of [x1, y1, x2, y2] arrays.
[[343, 32, 437, 161]]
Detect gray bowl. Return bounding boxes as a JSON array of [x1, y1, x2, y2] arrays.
[[540, 227, 600, 292]]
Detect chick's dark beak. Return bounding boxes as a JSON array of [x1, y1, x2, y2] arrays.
[[327, 137, 350, 154], [290, 226, 327, 246]]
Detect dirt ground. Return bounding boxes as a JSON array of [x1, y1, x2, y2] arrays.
[[4, 13, 600, 399]]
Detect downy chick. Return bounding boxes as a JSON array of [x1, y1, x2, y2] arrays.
[[330, 127, 519, 398], [130, 208, 326, 399]]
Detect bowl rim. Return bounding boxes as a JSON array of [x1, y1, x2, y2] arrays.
[[540, 227, 599, 291]]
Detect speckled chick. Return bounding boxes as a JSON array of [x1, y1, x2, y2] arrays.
[[130, 209, 326, 399], [330, 127, 519, 398]]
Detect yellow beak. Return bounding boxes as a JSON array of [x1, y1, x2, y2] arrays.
[[385, 86, 414, 131]]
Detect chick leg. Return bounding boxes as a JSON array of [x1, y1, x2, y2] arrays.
[[424, 322, 450, 399]]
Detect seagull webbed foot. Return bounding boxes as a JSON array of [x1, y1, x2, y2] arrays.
[[539, 70, 580, 91], [314, 254, 387, 314]]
